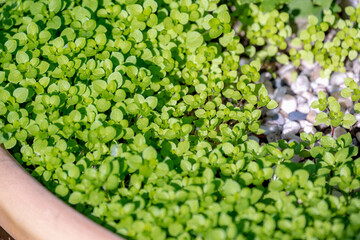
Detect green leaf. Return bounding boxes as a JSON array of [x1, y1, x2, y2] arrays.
[[267, 100, 278, 110], [4, 40, 17, 53], [55, 185, 69, 197], [349, 50, 358, 61], [16, 51, 29, 64], [61, 28, 76, 41], [126, 4, 143, 17], [341, 88, 352, 98], [142, 146, 157, 160], [13, 88, 29, 103], [315, 112, 330, 126], [321, 136, 336, 148], [92, 80, 107, 93], [287, 0, 322, 18], [342, 114, 356, 129], [222, 142, 234, 155], [308, 15, 319, 25], [101, 126, 117, 143], [205, 229, 226, 240], [169, 222, 183, 237], [127, 155, 142, 170], [8, 70, 23, 83], [323, 152, 335, 166], [108, 72, 123, 87], [82, 0, 98, 12], [95, 33, 107, 46], [4, 137, 17, 149], [145, 96, 158, 109], [335, 148, 349, 163], [354, 103, 360, 113], [130, 30, 143, 43], [276, 54, 289, 64], [95, 99, 111, 112], [27, 22, 39, 36], [219, 31, 234, 47], [186, 31, 204, 49], [314, 0, 333, 9], [73, 6, 91, 22], [110, 109, 123, 122], [49, 0, 62, 13], [69, 192, 83, 204], [222, 179, 240, 195]]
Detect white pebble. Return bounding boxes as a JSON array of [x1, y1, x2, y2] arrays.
[[301, 92, 315, 102], [306, 110, 317, 124], [315, 77, 329, 86], [297, 103, 310, 114], [303, 126, 316, 134], [279, 94, 297, 114], [330, 72, 347, 86], [283, 121, 301, 135], [299, 120, 313, 128], [291, 75, 310, 94]]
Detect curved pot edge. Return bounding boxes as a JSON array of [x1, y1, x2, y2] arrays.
[[0, 146, 122, 240]]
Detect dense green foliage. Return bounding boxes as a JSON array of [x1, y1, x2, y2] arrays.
[[0, 0, 360, 239]]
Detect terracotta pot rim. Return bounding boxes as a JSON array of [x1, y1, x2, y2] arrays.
[[0, 146, 122, 240]]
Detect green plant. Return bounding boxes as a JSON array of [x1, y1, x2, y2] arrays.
[[311, 90, 356, 130], [0, 0, 360, 240]]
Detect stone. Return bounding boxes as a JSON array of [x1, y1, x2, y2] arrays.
[[260, 72, 272, 83], [301, 92, 315, 102], [352, 138, 358, 146], [315, 77, 329, 86], [306, 110, 317, 124], [328, 85, 342, 95], [334, 127, 347, 139], [279, 94, 297, 114], [338, 97, 353, 109], [291, 155, 303, 163], [310, 65, 322, 80], [330, 72, 347, 86], [299, 120, 313, 129], [288, 111, 307, 121], [296, 96, 307, 104], [266, 113, 285, 125], [313, 84, 327, 95], [264, 80, 274, 97], [274, 77, 286, 88], [303, 126, 316, 134], [356, 132, 360, 143], [274, 86, 288, 102], [266, 107, 280, 117], [261, 124, 282, 135], [352, 58, 360, 78], [340, 0, 359, 8], [291, 75, 310, 94], [278, 65, 295, 85], [297, 103, 310, 114], [331, 91, 341, 99], [283, 120, 301, 135], [239, 58, 250, 67], [310, 82, 318, 91], [282, 133, 302, 143], [267, 133, 281, 143]]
